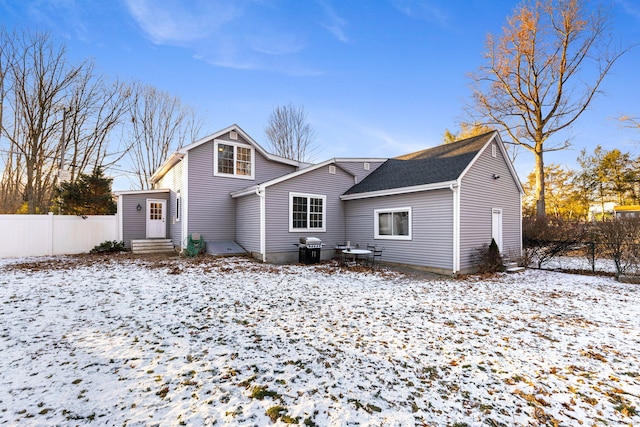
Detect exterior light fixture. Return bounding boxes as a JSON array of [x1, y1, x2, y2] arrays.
[[136, 203, 142, 211], [493, 174, 500, 180]]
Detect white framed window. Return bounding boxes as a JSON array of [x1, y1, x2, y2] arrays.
[[374, 207, 412, 240], [175, 190, 181, 222], [289, 192, 326, 232], [214, 140, 255, 179]]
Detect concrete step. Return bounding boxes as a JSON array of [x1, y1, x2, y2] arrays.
[[131, 239, 175, 254], [504, 261, 525, 273]]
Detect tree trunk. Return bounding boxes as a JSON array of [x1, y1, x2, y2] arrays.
[[535, 147, 546, 220]]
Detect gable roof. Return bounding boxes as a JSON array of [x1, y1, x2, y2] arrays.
[[343, 131, 517, 198], [230, 158, 357, 198], [150, 124, 301, 184]]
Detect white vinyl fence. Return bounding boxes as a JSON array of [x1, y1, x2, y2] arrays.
[[0, 213, 119, 258]]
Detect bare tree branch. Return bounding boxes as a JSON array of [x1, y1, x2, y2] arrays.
[[265, 103, 316, 162], [126, 82, 202, 190]]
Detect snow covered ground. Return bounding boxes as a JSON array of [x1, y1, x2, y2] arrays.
[[1, 254, 639, 426]]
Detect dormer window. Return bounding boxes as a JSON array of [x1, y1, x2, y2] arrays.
[[214, 139, 254, 179]]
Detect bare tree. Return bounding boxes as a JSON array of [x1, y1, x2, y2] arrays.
[[63, 70, 131, 181], [468, 0, 628, 220], [0, 29, 137, 213], [265, 103, 316, 162], [0, 29, 84, 213], [127, 83, 201, 190]]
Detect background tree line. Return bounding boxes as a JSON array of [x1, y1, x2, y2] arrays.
[[0, 29, 201, 214], [522, 145, 639, 221]]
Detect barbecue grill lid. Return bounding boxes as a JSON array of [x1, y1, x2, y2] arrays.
[[300, 237, 321, 244]]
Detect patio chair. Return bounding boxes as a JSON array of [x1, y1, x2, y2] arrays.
[[184, 233, 205, 258], [366, 245, 383, 267], [335, 242, 347, 264]]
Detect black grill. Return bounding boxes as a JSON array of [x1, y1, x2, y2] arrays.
[[297, 237, 323, 264]]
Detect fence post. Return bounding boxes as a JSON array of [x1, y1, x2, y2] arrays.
[[590, 241, 595, 273], [48, 212, 55, 256]]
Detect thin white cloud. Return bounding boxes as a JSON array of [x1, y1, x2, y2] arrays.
[[316, 0, 350, 43], [391, 0, 449, 27], [615, 0, 640, 19], [123, 0, 239, 44], [122, 0, 350, 74]]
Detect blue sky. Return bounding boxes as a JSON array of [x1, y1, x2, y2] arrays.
[[1, 0, 639, 190]]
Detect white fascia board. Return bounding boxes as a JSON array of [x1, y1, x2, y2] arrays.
[[333, 158, 388, 163], [231, 158, 355, 198], [150, 153, 185, 184], [180, 124, 301, 168], [497, 138, 525, 195], [340, 180, 458, 200], [114, 189, 171, 196], [457, 131, 524, 195], [456, 132, 497, 184]]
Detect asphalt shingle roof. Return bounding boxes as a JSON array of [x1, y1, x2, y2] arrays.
[[344, 131, 496, 195]]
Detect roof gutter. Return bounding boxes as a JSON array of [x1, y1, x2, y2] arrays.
[[341, 180, 458, 200]]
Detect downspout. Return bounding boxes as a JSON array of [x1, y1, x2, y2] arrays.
[[256, 186, 266, 262], [182, 155, 189, 251], [450, 182, 460, 275]]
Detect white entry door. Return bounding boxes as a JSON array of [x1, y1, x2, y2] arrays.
[[492, 208, 503, 252], [146, 199, 166, 239]]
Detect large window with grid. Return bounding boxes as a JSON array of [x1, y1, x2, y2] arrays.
[[374, 207, 412, 240], [214, 140, 254, 179], [289, 193, 326, 232]]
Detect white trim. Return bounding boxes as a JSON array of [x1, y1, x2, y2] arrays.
[[341, 180, 458, 200], [182, 154, 189, 247], [213, 139, 255, 180], [289, 192, 327, 232], [181, 124, 300, 166], [117, 195, 124, 242], [150, 153, 184, 184], [231, 159, 356, 198], [114, 189, 170, 196], [492, 208, 503, 252], [374, 207, 412, 240], [146, 198, 167, 239], [333, 157, 387, 163], [231, 185, 260, 199], [258, 187, 266, 262], [150, 124, 301, 184], [457, 132, 524, 195], [175, 190, 181, 222], [451, 183, 460, 274]]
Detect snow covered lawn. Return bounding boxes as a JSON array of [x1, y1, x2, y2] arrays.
[[1, 255, 639, 426]]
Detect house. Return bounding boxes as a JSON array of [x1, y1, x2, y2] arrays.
[[117, 124, 523, 275], [614, 205, 640, 219]]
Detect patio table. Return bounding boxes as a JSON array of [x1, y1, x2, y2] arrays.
[[342, 248, 372, 265]]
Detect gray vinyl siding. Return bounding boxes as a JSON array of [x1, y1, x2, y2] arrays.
[[187, 132, 297, 241], [345, 189, 455, 272], [459, 143, 522, 271], [120, 192, 170, 248], [336, 161, 385, 184], [263, 165, 353, 256], [235, 193, 261, 254], [156, 161, 184, 247]]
